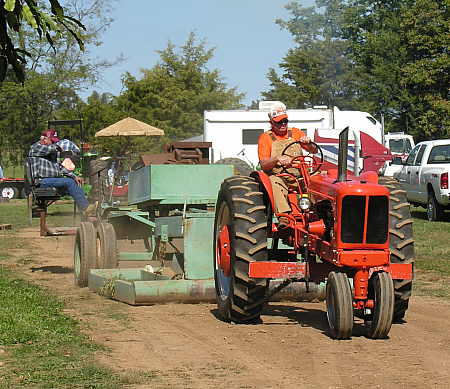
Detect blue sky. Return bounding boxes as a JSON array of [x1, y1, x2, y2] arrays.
[[84, 0, 315, 105]]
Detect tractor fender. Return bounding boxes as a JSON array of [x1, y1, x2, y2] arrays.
[[250, 171, 275, 212]]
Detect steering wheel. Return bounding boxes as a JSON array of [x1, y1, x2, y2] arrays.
[[280, 141, 323, 175]]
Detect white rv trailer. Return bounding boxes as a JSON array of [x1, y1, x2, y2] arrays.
[[204, 103, 386, 173]]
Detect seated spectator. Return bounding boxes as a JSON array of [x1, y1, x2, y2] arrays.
[[28, 129, 96, 217]]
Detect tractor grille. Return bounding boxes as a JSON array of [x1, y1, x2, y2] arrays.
[[341, 195, 388, 244]]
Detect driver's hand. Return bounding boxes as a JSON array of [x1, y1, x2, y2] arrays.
[[278, 155, 291, 166], [300, 136, 312, 144], [75, 176, 84, 186]]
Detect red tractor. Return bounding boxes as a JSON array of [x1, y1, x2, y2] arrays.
[[214, 128, 414, 339]]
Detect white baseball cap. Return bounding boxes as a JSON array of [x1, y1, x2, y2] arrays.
[[268, 102, 288, 122]]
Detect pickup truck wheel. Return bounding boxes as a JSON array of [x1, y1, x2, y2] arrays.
[[0, 185, 19, 199], [379, 177, 414, 322], [427, 190, 444, 222], [214, 176, 269, 323]]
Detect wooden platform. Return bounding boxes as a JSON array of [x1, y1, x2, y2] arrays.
[[0, 224, 12, 230]]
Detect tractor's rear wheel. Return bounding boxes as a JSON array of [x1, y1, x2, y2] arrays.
[[74, 222, 97, 287], [96, 222, 118, 268], [214, 176, 269, 323], [215, 158, 253, 176], [379, 177, 414, 322], [326, 271, 353, 339], [365, 272, 394, 339]]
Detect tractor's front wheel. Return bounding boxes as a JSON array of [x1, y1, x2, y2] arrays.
[[365, 272, 394, 339], [326, 271, 353, 339], [214, 176, 269, 323]]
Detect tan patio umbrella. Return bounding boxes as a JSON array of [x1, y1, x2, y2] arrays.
[[95, 117, 164, 137]]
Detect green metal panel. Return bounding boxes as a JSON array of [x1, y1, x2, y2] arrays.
[[155, 216, 183, 238], [128, 164, 233, 206], [88, 268, 325, 305], [183, 214, 215, 280]]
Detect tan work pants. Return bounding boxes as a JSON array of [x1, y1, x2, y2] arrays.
[[269, 175, 291, 214]]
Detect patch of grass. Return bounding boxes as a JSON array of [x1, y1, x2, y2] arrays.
[[0, 200, 78, 231], [0, 267, 123, 388], [411, 206, 450, 298]]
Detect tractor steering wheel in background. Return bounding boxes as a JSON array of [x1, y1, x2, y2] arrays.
[[281, 141, 323, 175]]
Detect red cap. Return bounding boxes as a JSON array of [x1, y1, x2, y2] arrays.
[[41, 129, 60, 143]]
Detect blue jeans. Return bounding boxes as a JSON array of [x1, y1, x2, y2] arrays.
[[40, 177, 89, 211]]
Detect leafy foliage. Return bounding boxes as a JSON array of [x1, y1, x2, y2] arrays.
[[262, 0, 360, 109], [118, 32, 244, 143], [341, 0, 450, 139], [0, 0, 85, 83], [266, 0, 449, 140]]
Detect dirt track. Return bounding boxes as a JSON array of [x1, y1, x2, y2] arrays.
[[8, 228, 450, 388]]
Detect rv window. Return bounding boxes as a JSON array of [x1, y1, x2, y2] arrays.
[[366, 116, 377, 125], [242, 129, 264, 145]]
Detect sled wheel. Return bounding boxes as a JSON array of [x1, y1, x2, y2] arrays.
[[365, 272, 394, 339], [214, 175, 269, 323], [427, 189, 444, 222], [326, 271, 353, 339], [73, 222, 97, 287], [96, 222, 118, 268], [379, 177, 414, 322]]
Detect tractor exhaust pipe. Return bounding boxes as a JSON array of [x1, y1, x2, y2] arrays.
[[337, 127, 350, 182]]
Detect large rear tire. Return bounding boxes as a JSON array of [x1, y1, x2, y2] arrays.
[[74, 222, 97, 287], [326, 271, 353, 339], [214, 176, 268, 323], [215, 158, 253, 176], [365, 272, 394, 339], [379, 177, 414, 322]]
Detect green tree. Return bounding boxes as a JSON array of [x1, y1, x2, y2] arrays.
[[118, 32, 244, 145], [0, 0, 85, 82], [342, 0, 450, 139], [262, 0, 359, 109], [0, 1, 119, 168]]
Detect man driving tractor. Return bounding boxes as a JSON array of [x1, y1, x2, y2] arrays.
[[258, 102, 317, 227]]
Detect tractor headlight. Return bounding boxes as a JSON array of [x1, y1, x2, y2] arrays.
[[299, 196, 311, 211]]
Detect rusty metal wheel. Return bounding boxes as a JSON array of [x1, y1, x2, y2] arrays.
[[214, 176, 269, 323], [73, 222, 97, 287], [326, 271, 353, 339], [365, 272, 394, 339]]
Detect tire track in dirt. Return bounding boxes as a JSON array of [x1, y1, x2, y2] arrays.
[[8, 228, 450, 389]]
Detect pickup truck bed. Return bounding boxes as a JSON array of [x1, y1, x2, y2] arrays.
[[394, 139, 450, 221]]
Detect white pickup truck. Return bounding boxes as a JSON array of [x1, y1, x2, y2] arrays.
[[394, 139, 450, 221]]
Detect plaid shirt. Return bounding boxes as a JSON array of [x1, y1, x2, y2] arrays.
[[56, 139, 81, 153], [28, 142, 76, 179]]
